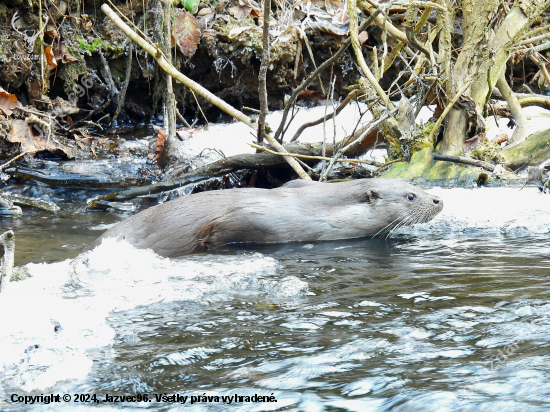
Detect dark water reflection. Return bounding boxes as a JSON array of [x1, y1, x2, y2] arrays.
[[2, 212, 550, 411], [0, 208, 122, 265]]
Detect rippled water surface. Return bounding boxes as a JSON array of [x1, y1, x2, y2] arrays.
[[1, 187, 550, 411]]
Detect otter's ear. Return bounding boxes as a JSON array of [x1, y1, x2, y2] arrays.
[[360, 189, 380, 203]]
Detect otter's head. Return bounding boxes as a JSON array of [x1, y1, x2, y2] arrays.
[[355, 179, 443, 237]]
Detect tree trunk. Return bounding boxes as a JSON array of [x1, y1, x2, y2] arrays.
[[437, 0, 499, 155], [159, 0, 177, 168], [438, 1, 546, 155]]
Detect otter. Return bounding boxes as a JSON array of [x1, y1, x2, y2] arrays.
[[91, 179, 443, 258]]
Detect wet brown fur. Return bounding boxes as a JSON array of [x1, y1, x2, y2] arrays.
[[91, 179, 443, 258]]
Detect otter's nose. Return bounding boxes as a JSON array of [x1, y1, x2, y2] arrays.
[[433, 197, 443, 206]]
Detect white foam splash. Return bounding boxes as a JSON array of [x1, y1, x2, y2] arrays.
[[402, 186, 550, 235], [0, 239, 305, 391]]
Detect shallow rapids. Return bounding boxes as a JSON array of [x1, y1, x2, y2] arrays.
[[1, 186, 550, 411]]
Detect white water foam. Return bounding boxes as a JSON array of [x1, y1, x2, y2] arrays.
[[0, 239, 307, 391], [401, 186, 550, 236]]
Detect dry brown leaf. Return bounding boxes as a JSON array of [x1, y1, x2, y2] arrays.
[[81, 15, 93, 31], [229, 0, 260, 19], [242, 0, 261, 17], [463, 134, 483, 153], [333, 8, 348, 25], [148, 129, 167, 165], [51, 97, 80, 117], [297, 90, 324, 101], [229, 4, 251, 19], [198, 13, 214, 31], [156, 129, 166, 152], [44, 24, 59, 42], [0, 88, 18, 116], [26, 78, 43, 102], [53, 43, 79, 64], [45, 46, 58, 69], [8, 118, 72, 157], [74, 132, 95, 150], [325, 0, 344, 14], [493, 133, 509, 145], [8, 120, 28, 144], [358, 31, 369, 44], [173, 11, 201, 59], [29, 126, 53, 152], [197, 7, 213, 16]]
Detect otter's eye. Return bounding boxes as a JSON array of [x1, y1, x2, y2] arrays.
[[407, 193, 416, 201]]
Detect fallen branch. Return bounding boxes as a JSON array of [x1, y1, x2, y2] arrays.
[[361, 0, 439, 60], [383, 8, 431, 73], [87, 142, 342, 207], [518, 96, 550, 111], [373, 158, 405, 173], [101, 4, 310, 180], [323, 106, 398, 178], [112, 42, 133, 123], [502, 127, 550, 169], [496, 73, 528, 146], [6, 166, 148, 188], [529, 53, 550, 85], [249, 143, 382, 166], [432, 153, 496, 172], [348, 0, 393, 109], [0, 150, 39, 171], [430, 80, 473, 145]]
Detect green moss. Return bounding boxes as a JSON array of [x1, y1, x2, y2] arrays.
[[409, 122, 436, 154], [77, 38, 102, 52], [474, 171, 491, 186], [469, 137, 504, 165], [383, 147, 487, 186], [502, 127, 550, 169], [59, 60, 88, 88], [383, 148, 433, 180], [74, 37, 125, 56]]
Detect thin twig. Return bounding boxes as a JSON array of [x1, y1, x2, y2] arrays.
[[257, 0, 271, 143], [373, 158, 404, 173], [348, 0, 393, 108], [0, 150, 39, 171], [432, 153, 496, 171], [249, 143, 382, 165]]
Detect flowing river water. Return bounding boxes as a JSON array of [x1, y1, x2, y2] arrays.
[[1, 185, 550, 411]]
